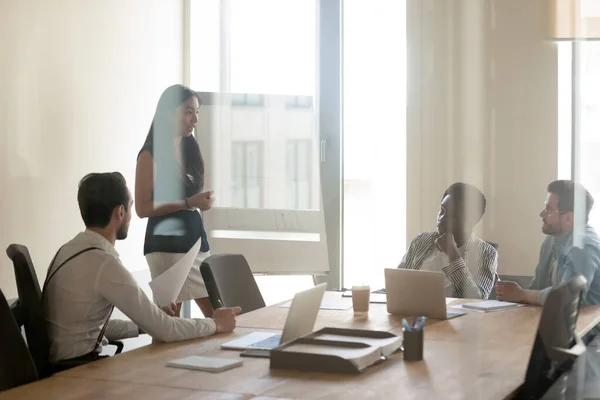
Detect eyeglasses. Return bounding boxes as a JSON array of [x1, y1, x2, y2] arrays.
[[541, 206, 565, 216]]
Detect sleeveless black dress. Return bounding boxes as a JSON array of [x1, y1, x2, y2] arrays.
[[139, 144, 209, 256], [139, 142, 210, 301]]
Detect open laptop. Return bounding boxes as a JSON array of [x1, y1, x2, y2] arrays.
[[384, 268, 465, 319], [221, 283, 327, 351]]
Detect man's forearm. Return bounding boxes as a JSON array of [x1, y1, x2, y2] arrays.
[[105, 319, 139, 340]]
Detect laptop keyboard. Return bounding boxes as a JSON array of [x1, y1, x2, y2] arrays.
[[248, 334, 282, 349]]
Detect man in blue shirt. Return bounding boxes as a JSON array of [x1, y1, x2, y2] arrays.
[[497, 180, 600, 310]]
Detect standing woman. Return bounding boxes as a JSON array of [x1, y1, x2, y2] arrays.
[[135, 84, 214, 317]]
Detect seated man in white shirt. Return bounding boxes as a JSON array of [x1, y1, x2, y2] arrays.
[[395, 182, 498, 299], [43, 172, 241, 364]]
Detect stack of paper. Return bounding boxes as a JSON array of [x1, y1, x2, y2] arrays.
[[458, 300, 522, 312]]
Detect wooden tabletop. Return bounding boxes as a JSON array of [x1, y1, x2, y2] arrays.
[[236, 292, 600, 340], [2, 292, 600, 400], [52, 328, 517, 400], [236, 292, 403, 332], [0, 376, 251, 400]]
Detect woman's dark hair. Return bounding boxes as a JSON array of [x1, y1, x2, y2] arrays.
[[141, 84, 204, 196], [442, 182, 487, 224], [78, 172, 129, 228]]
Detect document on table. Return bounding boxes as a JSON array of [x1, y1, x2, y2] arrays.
[[149, 237, 202, 307], [449, 301, 524, 313], [279, 298, 352, 310]]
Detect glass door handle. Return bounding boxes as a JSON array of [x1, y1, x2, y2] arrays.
[[320, 139, 327, 163]]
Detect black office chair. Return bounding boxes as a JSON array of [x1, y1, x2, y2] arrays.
[[515, 275, 588, 399], [7, 244, 123, 377], [0, 288, 38, 391], [200, 254, 266, 315], [7, 244, 52, 378]]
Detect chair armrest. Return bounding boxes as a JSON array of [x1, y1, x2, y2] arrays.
[[108, 340, 124, 354]]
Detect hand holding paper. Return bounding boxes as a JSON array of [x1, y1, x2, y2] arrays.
[[149, 237, 202, 307], [161, 302, 178, 316]]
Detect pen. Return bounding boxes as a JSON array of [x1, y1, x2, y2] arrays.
[[402, 318, 412, 331], [496, 273, 501, 283], [412, 315, 417, 329], [217, 299, 224, 309], [416, 316, 427, 331]]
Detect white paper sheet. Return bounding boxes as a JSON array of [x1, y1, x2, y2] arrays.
[[279, 299, 352, 310], [149, 237, 202, 307], [449, 303, 525, 313]]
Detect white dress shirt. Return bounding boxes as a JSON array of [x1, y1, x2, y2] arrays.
[[43, 230, 216, 363]]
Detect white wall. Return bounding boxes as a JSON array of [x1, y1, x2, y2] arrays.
[[0, 0, 184, 299], [407, 0, 558, 276]]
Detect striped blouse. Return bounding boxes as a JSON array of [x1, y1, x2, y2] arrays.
[[398, 232, 498, 299]]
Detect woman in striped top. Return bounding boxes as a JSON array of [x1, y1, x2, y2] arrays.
[[398, 183, 498, 299]]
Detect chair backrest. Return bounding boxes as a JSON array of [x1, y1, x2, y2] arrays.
[[484, 241, 499, 299], [0, 288, 38, 391], [6, 244, 51, 378], [200, 254, 266, 315], [519, 275, 587, 399]]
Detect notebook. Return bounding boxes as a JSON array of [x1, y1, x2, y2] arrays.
[[166, 356, 243, 372], [461, 300, 521, 312]]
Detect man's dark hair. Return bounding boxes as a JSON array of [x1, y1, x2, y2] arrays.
[[547, 180, 594, 221], [78, 172, 129, 228], [442, 182, 487, 223]]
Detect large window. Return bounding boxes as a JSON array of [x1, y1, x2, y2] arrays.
[[189, 0, 331, 312], [190, 0, 320, 211], [559, 41, 600, 229], [578, 43, 600, 229], [342, 0, 407, 289], [189, 0, 407, 301]]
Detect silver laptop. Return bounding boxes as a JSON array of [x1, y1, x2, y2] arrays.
[[221, 283, 327, 350], [384, 269, 465, 320]]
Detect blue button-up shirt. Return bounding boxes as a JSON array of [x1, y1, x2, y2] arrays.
[[530, 224, 600, 307]]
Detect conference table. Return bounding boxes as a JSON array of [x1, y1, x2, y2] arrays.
[[2, 292, 600, 400]]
